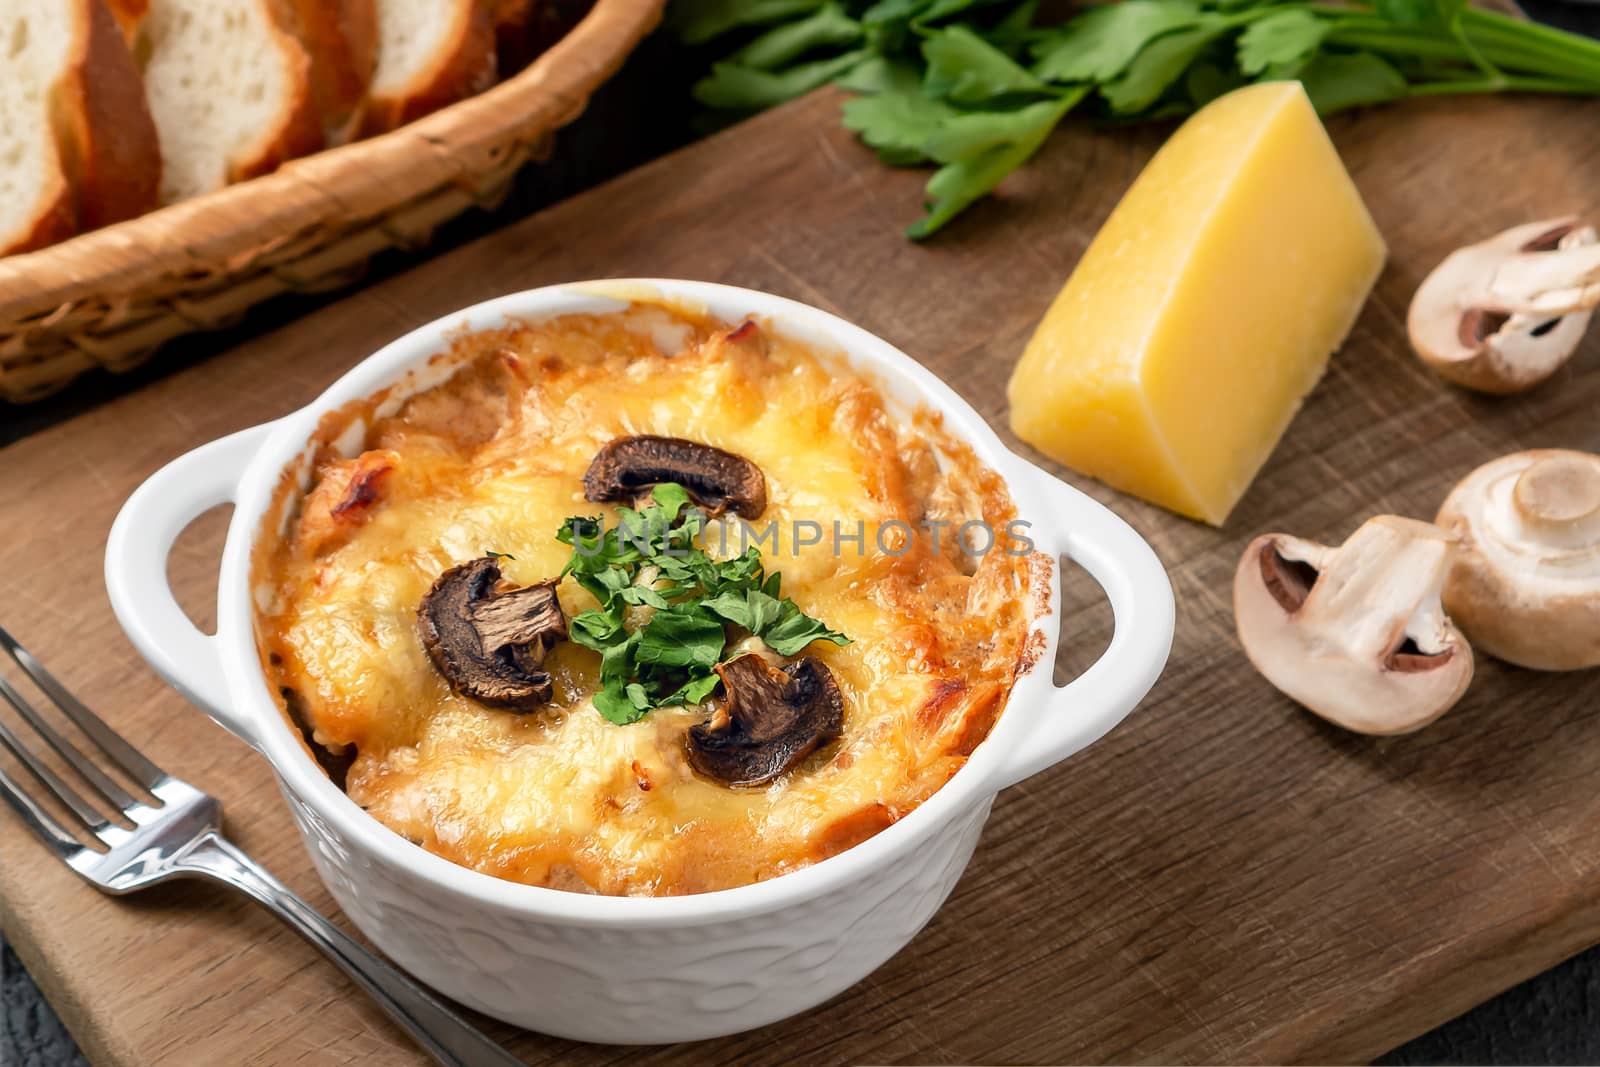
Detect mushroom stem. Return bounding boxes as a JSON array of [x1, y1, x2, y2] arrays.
[[1408, 218, 1597, 394], [1509, 453, 1600, 549], [1437, 449, 1600, 671], [1296, 517, 1460, 663], [1488, 239, 1600, 316]]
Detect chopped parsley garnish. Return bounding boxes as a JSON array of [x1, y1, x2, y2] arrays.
[[556, 483, 849, 725]]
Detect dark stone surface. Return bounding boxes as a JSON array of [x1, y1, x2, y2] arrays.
[[1382, 950, 1600, 1065], [0, 945, 88, 1067], [5, 5, 1600, 1064]]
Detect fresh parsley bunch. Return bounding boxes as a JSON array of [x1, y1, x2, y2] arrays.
[[676, 0, 1600, 237], [556, 483, 850, 724]]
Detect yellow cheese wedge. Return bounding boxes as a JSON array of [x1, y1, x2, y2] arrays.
[[1007, 81, 1385, 525]]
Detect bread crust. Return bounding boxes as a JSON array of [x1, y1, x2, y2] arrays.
[[230, 0, 324, 184], [102, 0, 146, 43], [0, 177, 75, 256], [362, 0, 497, 136], [1, 0, 157, 253], [56, 0, 162, 231], [492, 0, 540, 75], [287, 0, 378, 145]]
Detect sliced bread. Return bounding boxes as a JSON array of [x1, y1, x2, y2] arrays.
[[0, 0, 160, 254], [363, 0, 496, 136], [103, 0, 146, 43], [130, 0, 323, 203], [492, 0, 539, 75], [58, 0, 163, 230], [285, 0, 378, 145], [492, 0, 585, 76]]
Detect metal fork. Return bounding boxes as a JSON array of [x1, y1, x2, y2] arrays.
[[0, 624, 524, 1067]]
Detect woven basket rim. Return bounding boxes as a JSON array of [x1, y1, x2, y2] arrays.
[[0, 0, 666, 320]]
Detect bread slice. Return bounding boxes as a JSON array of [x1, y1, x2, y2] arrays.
[[0, 0, 160, 254], [363, 0, 496, 136], [131, 0, 323, 203], [58, 0, 163, 230], [102, 0, 145, 43], [285, 0, 378, 145], [492, 0, 583, 76], [492, 0, 539, 75]]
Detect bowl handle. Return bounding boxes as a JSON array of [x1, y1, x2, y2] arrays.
[[105, 424, 275, 748], [988, 470, 1175, 791]]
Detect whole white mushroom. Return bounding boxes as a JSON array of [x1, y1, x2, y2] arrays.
[[1436, 449, 1600, 671]]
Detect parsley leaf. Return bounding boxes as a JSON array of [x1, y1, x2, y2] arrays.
[[923, 95, 1078, 163], [1297, 50, 1409, 112], [673, 0, 827, 46], [1032, 1, 1202, 84], [694, 49, 871, 111], [1183, 60, 1248, 107], [763, 601, 853, 657], [636, 607, 728, 670], [1236, 9, 1327, 76], [684, 0, 1600, 237], [553, 483, 850, 724], [727, 3, 864, 69], [666, 672, 725, 707], [594, 684, 648, 725], [1101, 15, 1231, 114], [922, 25, 1051, 102], [907, 90, 1081, 239], [843, 93, 952, 165], [702, 588, 786, 633]]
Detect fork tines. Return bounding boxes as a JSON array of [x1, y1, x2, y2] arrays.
[[0, 623, 168, 857]]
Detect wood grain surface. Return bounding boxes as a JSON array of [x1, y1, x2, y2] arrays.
[[0, 87, 1597, 1067]]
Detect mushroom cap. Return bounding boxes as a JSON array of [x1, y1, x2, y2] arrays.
[[1407, 218, 1597, 395], [416, 557, 568, 709], [1436, 449, 1600, 670], [583, 435, 768, 519], [1233, 515, 1474, 735], [687, 654, 844, 786]]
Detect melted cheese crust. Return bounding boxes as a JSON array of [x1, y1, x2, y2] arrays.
[[255, 303, 1037, 896]]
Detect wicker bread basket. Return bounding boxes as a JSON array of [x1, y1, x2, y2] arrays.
[[0, 0, 665, 404]]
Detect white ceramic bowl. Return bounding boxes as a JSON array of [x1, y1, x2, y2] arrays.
[[105, 280, 1173, 1044]]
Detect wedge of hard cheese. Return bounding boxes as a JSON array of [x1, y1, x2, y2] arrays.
[[1007, 81, 1385, 526]]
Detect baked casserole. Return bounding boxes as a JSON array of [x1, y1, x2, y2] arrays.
[[254, 301, 1041, 896]]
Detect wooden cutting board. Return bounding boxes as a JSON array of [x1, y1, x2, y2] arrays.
[[0, 86, 1597, 1067]]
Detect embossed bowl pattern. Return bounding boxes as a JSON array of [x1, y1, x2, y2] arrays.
[[108, 280, 1174, 1043]]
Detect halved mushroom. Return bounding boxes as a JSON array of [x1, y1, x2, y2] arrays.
[[687, 654, 843, 786], [1233, 516, 1475, 735], [417, 557, 567, 709], [583, 435, 767, 519], [1408, 218, 1600, 394], [1436, 449, 1600, 671]]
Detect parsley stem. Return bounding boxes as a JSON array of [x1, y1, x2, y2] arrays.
[[1449, 16, 1503, 83], [1322, 4, 1600, 79], [1407, 74, 1595, 96], [1459, 13, 1600, 81], [1463, 7, 1600, 57], [1324, 20, 1600, 89]]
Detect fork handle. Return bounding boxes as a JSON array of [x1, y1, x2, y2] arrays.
[[175, 832, 525, 1067]]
